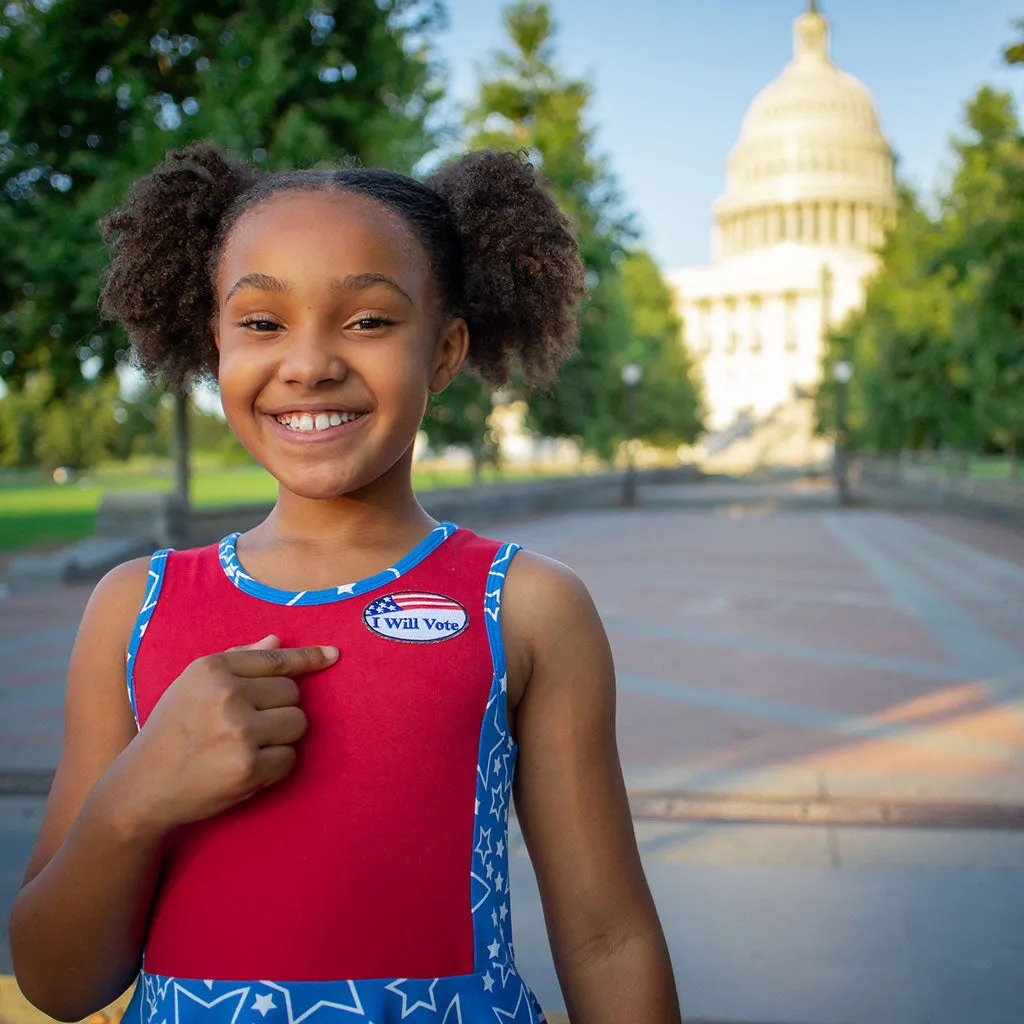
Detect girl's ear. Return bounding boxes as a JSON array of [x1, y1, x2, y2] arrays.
[[428, 317, 470, 394]]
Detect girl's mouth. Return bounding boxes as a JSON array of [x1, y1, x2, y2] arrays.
[[267, 410, 369, 441], [274, 410, 365, 433]]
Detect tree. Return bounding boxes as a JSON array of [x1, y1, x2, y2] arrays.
[[618, 250, 704, 448], [422, 375, 497, 484], [940, 88, 1024, 471], [817, 86, 1024, 469], [0, 0, 443, 492], [458, 1, 702, 459], [817, 186, 957, 454]]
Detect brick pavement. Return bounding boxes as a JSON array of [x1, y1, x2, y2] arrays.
[[2, 493, 1023, 1022]]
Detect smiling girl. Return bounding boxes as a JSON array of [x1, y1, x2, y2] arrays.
[[9, 143, 681, 1024]]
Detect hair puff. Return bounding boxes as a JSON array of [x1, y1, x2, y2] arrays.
[[99, 142, 257, 390], [426, 150, 586, 387]]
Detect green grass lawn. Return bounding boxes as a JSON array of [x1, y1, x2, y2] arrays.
[[0, 459, 568, 552]]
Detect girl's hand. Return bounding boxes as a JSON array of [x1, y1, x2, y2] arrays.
[[117, 634, 338, 835]]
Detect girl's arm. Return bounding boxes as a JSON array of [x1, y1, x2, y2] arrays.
[[9, 559, 162, 1020], [10, 561, 336, 1021], [504, 553, 682, 1024]]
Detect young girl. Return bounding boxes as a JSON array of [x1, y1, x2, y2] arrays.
[[9, 143, 681, 1024]]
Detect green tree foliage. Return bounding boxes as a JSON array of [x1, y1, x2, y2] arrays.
[[453, 0, 702, 459], [0, 0, 443, 449], [618, 250, 704, 447], [0, 371, 123, 468], [818, 85, 1024, 465], [422, 375, 497, 483]]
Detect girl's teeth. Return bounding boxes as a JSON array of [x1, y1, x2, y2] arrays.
[[276, 411, 361, 432]]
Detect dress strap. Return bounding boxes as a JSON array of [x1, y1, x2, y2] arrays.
[[125, 549, 172, 730], [472, 541, 522, 975]]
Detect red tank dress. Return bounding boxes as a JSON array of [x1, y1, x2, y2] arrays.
[[120, 522, 547, 1024]]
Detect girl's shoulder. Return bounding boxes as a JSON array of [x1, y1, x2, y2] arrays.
[[92, 555, 156, 636], [496, 545, 605, 701]]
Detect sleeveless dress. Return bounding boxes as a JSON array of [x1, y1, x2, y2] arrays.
[[121, 522, 547, 1024]]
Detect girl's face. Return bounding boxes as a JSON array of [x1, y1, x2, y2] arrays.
[[214, 190, 466, 501]]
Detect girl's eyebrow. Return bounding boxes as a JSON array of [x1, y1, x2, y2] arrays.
[[331, 273, 412, 305], [224, 272, 412, 306], [224, 272, 290, 302]]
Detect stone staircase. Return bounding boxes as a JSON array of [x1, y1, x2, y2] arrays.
[[698, 397, 831, 476]]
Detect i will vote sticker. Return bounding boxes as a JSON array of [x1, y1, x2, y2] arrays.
[[362, 591, 468, 643]]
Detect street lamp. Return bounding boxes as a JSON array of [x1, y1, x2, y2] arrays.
[[833, 359, 853, 506], [621, 362, 642, 507]]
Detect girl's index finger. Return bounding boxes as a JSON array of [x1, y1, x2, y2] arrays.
[[225, 645, 339, 679]]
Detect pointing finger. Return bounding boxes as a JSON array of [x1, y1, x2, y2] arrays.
[[225, 635, 280, 654], [226, 645, 339, 679]]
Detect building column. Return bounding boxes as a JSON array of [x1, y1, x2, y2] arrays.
[[856, 204, 870, 246], [837, 203, 850, 245], [786, 204, 799, 241]]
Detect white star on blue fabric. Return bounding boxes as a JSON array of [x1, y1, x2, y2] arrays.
[[259, 981, 363, 1022], [440, 995, 463, 1024], [493, 984, 534, 1022], [383, 978, 439, 1018], [489, 784, 505, 821], [252, 994, 276, 1017], [173, 983, 250, 1024], [474, 827, 493, 860], [495, 961, 518, 989]]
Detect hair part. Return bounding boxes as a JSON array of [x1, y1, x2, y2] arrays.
[[100, 141, 586, 391]]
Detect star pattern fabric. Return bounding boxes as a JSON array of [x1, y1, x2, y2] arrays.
[[123, 539, 548, 1024], [128, 972, 545, 1024], [126, 548, 169, 729], [216, 523, 458, 607]]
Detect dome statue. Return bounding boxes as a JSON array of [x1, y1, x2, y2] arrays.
[[667, 3, 897, 465], [712, 2, 896, 261]]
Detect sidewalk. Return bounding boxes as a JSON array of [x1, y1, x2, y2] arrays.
[[2, 488, 1023, 1022]]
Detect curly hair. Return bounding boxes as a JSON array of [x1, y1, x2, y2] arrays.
[[99, 141, 586, 391]]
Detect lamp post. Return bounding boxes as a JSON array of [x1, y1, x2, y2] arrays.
[[621, 362, 642, 507], [833, 358, 853, 506]]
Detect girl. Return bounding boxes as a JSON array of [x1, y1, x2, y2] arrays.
[[9, 143, 681, 1024]]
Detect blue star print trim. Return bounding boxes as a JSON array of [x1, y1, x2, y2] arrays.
[[217, 522, 459, 606], [124, 969, 547, 1024], [471, 543, 522, 980], [126, 548, 171, 730]]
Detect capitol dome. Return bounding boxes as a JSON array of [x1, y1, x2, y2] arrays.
[[711, 3, 896, 262]]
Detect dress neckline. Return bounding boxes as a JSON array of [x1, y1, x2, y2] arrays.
[[216, 521, 460, 607]]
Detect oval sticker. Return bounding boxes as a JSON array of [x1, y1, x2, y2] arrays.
[[363, 591, 468, 643]]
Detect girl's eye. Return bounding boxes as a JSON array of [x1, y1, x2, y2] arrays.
[[238, 317, 282, 332], [351, 316, 394, 331]]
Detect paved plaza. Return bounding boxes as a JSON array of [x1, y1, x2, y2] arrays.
[[1, 487, 1023, 1023]]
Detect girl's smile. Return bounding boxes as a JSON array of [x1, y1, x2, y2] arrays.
[[265, 407, 369, 442], [214, 190, 465, 504]]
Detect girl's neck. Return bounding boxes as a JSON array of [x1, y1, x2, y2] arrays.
[[257, 450, 436, 554]]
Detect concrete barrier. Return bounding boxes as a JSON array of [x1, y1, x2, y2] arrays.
[[855, 458, 1024, 527], [3, 466, 704, 594], [181, 466, 703, 548]]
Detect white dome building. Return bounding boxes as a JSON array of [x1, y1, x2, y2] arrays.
[[667, 2, 896, 464]]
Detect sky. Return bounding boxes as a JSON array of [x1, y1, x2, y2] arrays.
[[434, 0, 1022, 269]]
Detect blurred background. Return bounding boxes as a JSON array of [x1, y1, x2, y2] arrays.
[[1, 3, 1023, 1024]]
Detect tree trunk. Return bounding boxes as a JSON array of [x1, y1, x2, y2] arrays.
[[169, 390, 191, 547], [471, 422, 484, 487]]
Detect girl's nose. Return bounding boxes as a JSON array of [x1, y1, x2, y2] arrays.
[[277, 330, 347, 387]]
